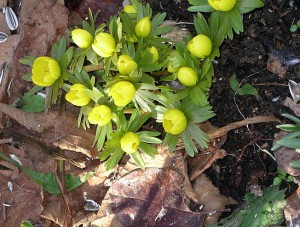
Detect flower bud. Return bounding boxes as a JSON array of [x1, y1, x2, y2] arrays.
[[108, 81, 136, 106], [208, 0, 236, 11], [92, 32, 116, 58], [31, 56, 61, 87], [121, 132, 140, 153], [88, 105, 112, 126], [124, 5, 137, 14], [147, 46, 159, 62], [177, 67, 198, 87], [66, 84, 91, 106], [117, 55, 138, 75], [187, 35, 212, 59], [72, 29, 93, 49], [135, 17, 151, 38], [163, 108, 187, 135]]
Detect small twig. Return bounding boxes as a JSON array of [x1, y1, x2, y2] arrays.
[[252, 82, 288, 87]]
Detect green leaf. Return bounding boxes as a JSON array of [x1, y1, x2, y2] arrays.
[[276, 124, 300, 131], [282, 113, 300, 125], [238, 83, 258, 95], [86, 48, 99, 65], [189, 85, 208, 106], [229, 74, 240, 92], [20, 94, 45, 113], [138, 131, 161, 144], [290, 160, 300, 168], [193, 13, 210, 36], [19, 56, 36, 66], [139, 142, 158, 158], [21, 73, 32, 82], [236, 0, 264, 14], [277, 138, 300, 149], [104, 147, 124, 170], [0, 152, 92, 195], [21, 220, 34, 227], [163, 133, 179, 153], [130, 151, 145, 170], [229, 8, 244, 34], [58, 47, 74, 70], [186, 124, 209, 148], [273, 177, 281, 186], [128, 111, 151, 132], [57, 36, 67, 61], [181, 131, 198, 157]]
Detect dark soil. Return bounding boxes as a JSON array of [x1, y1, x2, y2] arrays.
[[147, 0, 300, 204]]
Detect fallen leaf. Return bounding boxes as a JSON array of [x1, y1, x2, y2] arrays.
[[91, 214, 124, 227], [193, 174, 236, 225], [267, 52, 287, 79], [284, 187, 300, 226], [106, 168, 207, 226], [283, 97, 300, 117]]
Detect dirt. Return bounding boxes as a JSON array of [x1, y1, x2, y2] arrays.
[[147, 0, 300, 202]]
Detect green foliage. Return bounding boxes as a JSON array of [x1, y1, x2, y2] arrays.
[[18, 93, 45, 113], [19, 0, 264, 170], [273, 168, 293, 186], [272, 113, 300, 168], [215, 186, 286, 227], [0, 152, 93, 195], [230, 74, 258, 96], [20, 220, 34, 227], [188, 0, 264, 39], [290, 19, 300, 32]]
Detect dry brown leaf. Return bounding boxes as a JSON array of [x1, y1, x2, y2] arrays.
[[91, 214, 124, 227], [189, 149, 227, 181], [273, 131, 300, 176], [0, 103, 98, 158], [105, 168, 207, 226], [283, 97, 300, 117], [0, 147, 44, 226], [267, 52, 287, 79], [193, 174, 236, 226], [284, 187, 300, 226]]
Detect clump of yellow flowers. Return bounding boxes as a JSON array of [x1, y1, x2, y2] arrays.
[[20, 0, 263, 170]]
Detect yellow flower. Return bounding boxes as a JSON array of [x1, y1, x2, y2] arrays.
[[177, 67, 198, 87], [65, 84, 91, 106], [88, 105, 112, 126], [124, 5, 137, 14], [108, 81, 136, 106], [163, 108, 187, 135], [31, 57, 61, 87], [135, 17, 152, 38], [147, 46, 159, 62], [208, 0, 236, 11], [117, 55, 138, 75], [187, 35, 212, 58], [121, 132, 140, 153], [72, 29, 93, 49], [92, 32, 116, 58]]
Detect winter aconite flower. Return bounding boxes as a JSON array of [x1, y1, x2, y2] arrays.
[[208, 0, 237, 11], [121, 132, 140, 153], [135, 17, 151, 38], [187, 35, 212, 59], [31, 57, 61, 87], [163, 108, 187, 135], [124, 5, 137, 14], [147, 46, 159, 62], [72, 29, 93, 49], [92, 32, 116, 58], [177, 67, 198, 87], [65, 84, 91, 106], [88, 105, 112, 126], [167, 61, 179, 73], [108, 81, 136, 106], [117, 55, 138, 75]]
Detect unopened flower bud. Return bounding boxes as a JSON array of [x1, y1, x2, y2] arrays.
[[147, 46, 159, 62], [208, 0, 236, 11], [187, 35, 212, 59], [163, 108, 187, 135], [92, 32, 116, 58], [108, 81, 136, 106], [117, 55, 138, 75], [124, 5, 137, 14], [177, 67, 198, 86], [88, 105, 112, 126], [121, 132, 140, 153], [66, 84, 91, 106], [31, 57, 61, 87], [135, 17, 151, 38], [72, 29, 93, 49]]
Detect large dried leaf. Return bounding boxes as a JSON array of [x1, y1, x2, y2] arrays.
[[193, 174, 236, 225], [106, 168, 207, 226], [284, 187, 300, 226], [0, 103, 98, 157]]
